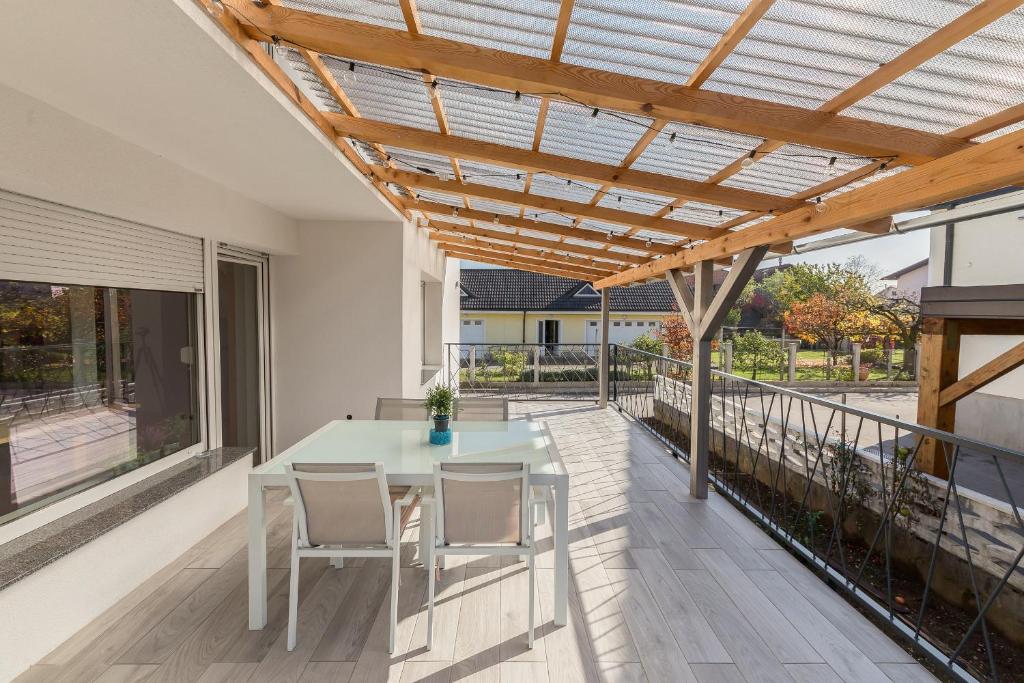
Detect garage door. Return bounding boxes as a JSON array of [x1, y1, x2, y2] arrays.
[[461, 319, 485, 346]]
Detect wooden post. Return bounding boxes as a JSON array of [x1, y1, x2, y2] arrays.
[[598, 288, 610, 408], [851, 342, 862, 382], [788, 342, 798, 382], [723, 341, 733, 374], [915, 317, 960, 478], [690, 261, 714, 500]]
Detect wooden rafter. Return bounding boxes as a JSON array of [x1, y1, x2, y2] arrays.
[[383, 167, 720, 238], [408, 200, 677, 254], [442, 248, 600, 281], [686, 0, 776, 89], [225, 1, 971, 164], [328, 114, 797, 212], [595, 126, 1024, 288], [951, 103, 1024, 140], [430, 235, 622, 276], [427, 220, 649, 264], [193, 0, 409, 218]]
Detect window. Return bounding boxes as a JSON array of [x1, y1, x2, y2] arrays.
[[0, 280, 200, 524]]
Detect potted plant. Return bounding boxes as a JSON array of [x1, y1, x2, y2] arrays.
[[424, 385, 454, 433]]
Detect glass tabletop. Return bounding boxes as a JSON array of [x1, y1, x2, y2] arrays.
[[254, 420, 559, 477]]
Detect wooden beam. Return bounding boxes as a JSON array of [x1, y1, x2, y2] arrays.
[[379, 166, 719, 239], [822, 0, 1024, 114], [327, 114, 795, 212], [594, 126, 1024, 288], [699, 246, 769, 340], [431, 235, 621, 275], [666, 269, 696, 333], [853, 217, 894, 234], [915, 317, 960, 478], [938, 339, 1024, 407], [225, 1, 971, 164], [408, 199, 677, 254], [549, 0, 576, 62], [441, 248, 598, 280], [192, 0, 409, 218], [951, 103, 1024, 140], [686, 0, 775, 88], [427, 220, 649, 264]]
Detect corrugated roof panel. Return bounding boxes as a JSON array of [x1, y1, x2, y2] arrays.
[[667, 201, 744, 226], [457, 160, 526, 192], [441, 86, 540, 149], [382, 147, 453, 176], [596, 187, 670, 215], [976, 120, 1024, 142], [414, 190, 464, 208], [630, 123, 762, 181], [416, 0, 560, 58], [539, 101, 651, 166], [322, 59, 439, 132], [721, 144, 867, 197], [467, 198, 521, 216], [281, 0, 406, 27], [560, 0, 747, 83], [528, 173, 600, 204]]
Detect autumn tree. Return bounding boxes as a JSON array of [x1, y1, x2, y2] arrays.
[[732, 330, 785, 380], [658, 314, 693, 361], [784, 294, 856, 378]]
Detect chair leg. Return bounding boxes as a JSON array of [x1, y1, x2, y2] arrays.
[[331, 553, 344, 569], [426, 545, 436, 650], [287, 548, 300, 652], [419, 501, 432, 568], [527, 551, 535, 650], [389, 548, 399, 654]]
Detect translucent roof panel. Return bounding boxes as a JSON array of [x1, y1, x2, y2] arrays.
[[721, 144, 867, 197], [517, 229, 563, 242], [976, 120, 1024, 143], [844, 10, 1024, 134], [705, 0, 975, 110], [528, 173, 599, 204], [284, 50, 343, 113], [596, 187, 671, 216], [539, 101, 651, 167], [281, 0, 406, 27], [561, 0, 747, 83], [382, 147, 452, 177], [322, 58, 439, 132], [667, 201, 745, 227], [465, 198, 520, 216], [631, 123, 763, 182], [416, 0, 560, 58], [455, 159, 525, 192], [820, 164, 909, 201], [441, 85, 540, 149]]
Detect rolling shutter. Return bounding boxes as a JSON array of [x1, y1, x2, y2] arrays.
[[0, 189, 204, 292]]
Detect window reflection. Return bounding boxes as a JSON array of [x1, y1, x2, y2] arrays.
[[0, 281, 200, 523]]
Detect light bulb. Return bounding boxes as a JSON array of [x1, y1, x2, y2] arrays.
[[493, 214, 500, 224], [605, 233, 613, 241], [669, 132, 679, 147], [740, 150, 756, 168], [645, 239, 653, 248], [452, 207, 460, 217], [531, 214, 538, 223], [826, 156, 837, 177], [815, 197, 826, 214], [514, 90, 522, 106], [208, 0, 224, 16], [587, 108, 600, 126]]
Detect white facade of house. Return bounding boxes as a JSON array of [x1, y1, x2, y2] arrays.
[[927, 190, 1024, 449], [0, 2, 459, 678]]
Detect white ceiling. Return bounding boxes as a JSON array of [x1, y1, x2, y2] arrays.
[[0, 0, 398, 223]]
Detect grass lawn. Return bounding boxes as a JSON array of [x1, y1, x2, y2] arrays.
[[726, 348, 911, 381]]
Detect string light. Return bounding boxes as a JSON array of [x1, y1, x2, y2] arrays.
[[668, 132, 679, 147], [815, 197, 826, 213], [493, 214, 500, 224], [452, 207, 459, 217], [645, 239, 653, 248], [740, 149, 757, 168], [826, 156, 838, 177], [514, 90, 522, 105], [207, 0, 225, 16], [588, 108, 600, 126]]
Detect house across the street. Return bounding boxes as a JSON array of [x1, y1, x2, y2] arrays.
[[459, 268, 675, 347]]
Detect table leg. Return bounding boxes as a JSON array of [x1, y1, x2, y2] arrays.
[[554, 476, 568, 626], [248, 476, 268, 630]]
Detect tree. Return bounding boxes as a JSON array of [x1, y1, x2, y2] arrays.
[[630, 333, 663, 379], [658, 314, 693, 361], [865, 294, 921, 375], [732, 330, 785, 380], [784, 294, 855, 378], [760, 261, 873, 314]]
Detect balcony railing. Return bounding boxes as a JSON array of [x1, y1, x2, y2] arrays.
[[444, 343, 603, 400], [611, 344, 1024, 682]]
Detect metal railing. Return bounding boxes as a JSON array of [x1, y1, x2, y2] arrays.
[[612, 344, 1024, 682], [444, 343, 604, 401]]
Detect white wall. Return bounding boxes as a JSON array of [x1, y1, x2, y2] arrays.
[[0, 83, 298, 255], [926, 192, 1024, 447], [271, 220, 459, 451]]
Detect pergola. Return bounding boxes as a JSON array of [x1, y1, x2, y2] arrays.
[[207, 0, 1024, 494]]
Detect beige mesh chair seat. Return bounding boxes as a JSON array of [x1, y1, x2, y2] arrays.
[[454, 397, 509, 421], [375, 398, 430, 421], [285, 462, 418, 653], [425, 462, 536, 649]]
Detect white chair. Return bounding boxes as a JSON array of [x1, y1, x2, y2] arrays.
[[426, 462, 535, 649], [454, 397, 509, 421], [284, 462, 418, 653], [375, 397, 430, 421]]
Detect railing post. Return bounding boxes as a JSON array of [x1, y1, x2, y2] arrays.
[[788, 342, 798, 382], [599, 287, 610, 408], [914, 341, 922, 380], [885, 346, 893, 379], [852, 342, 862, 382], [468, 345, 476, 383], [723, 340, 733, 374], [612, 345, 618, 402], [533, 345, 541, 384]]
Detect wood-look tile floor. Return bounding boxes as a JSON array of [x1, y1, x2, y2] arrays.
[[16, 403, 936, 683]]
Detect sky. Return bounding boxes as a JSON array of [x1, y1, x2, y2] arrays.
[[461, 212, 933, 282]]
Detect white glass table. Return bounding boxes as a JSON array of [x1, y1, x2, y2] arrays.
[[247, 419, 569, 630]]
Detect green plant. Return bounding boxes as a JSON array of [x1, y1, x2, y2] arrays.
[[630, 333, 663, 379], [496, 349, 528, 381], [859, 348, 885, 365], [424, 385, 454, 417], [824, 440, 872, 529], [733, 331, 785, 380]]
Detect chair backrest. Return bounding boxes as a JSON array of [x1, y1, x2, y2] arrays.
[[375, 398, 430, 421], [434, 462, 529, 545], [455, 397, 509, 422], [286, 462, 391, 546]]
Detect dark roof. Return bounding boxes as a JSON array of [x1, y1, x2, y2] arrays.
[[882, 258, 928, 281], [459, 269, 675, 312]]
